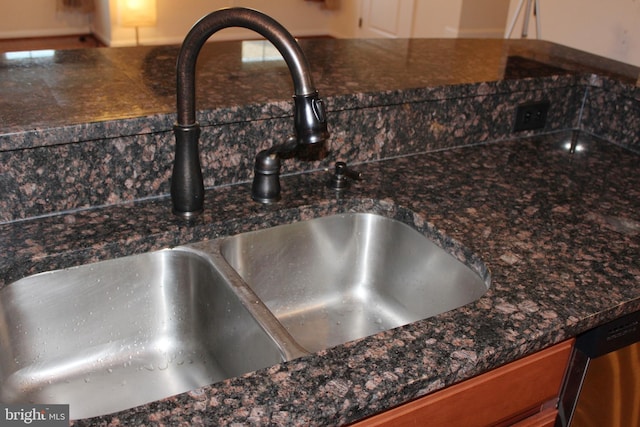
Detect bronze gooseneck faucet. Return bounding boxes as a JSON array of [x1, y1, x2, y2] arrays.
[[172, 7, 329, 219]]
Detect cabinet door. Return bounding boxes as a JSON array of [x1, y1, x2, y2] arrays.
[[511, 408, 558, 427], [352, 339, 573, 427]]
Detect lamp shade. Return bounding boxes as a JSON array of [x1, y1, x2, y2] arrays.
[[118, 0, 157, 27]]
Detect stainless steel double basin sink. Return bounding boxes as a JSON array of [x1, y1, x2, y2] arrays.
[[0, 211, 490, 419]]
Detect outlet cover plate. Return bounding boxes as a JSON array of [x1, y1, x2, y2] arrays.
[[513, 100, 550, 132]]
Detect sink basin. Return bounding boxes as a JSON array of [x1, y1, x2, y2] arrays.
[[0, 249, 285, 420], [220, 212, 490, 353], [0, 208, 490, 419]]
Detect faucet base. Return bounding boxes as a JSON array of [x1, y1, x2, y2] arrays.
[[172, 208, 203, 220]]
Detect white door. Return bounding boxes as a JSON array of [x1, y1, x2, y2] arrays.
[[357, 0, 415, 38]]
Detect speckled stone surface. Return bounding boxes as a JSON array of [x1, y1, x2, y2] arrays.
[[1, 39, 639, 222], [3, 132, 638, 426], [0, 37, 639, 425]]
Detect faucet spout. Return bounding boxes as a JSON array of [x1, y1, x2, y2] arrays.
[[171, 8, 329, 218]]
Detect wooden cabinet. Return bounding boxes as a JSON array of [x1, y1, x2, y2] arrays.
[[352, 339, 574, 427]]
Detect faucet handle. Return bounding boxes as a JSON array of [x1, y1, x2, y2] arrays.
[[327, 161, 362, 190], [252, 150, 281, 204]]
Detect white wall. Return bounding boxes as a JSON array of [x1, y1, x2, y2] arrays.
[[2, 0, 638, 68], [106, 0, 336, 47], [506, 0, 640, 67], [329, 0, 360, 38], [411, 0, 463, 38], [91, 0, 111, 44], [333, 0, 510, 39], [0, 0, 91, 39], [105, 0, 509, 45], [458, 0, 510, 38]]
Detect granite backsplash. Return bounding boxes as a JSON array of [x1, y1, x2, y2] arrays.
[[1, 39, 639, 224]]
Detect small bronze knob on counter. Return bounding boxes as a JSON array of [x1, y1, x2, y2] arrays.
[[327, 161, 362, 190]]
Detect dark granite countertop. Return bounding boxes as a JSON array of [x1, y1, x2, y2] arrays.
[[2, 38, 638, 151], [0, 37, 639, 425]]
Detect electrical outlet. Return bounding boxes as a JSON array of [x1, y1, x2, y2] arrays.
[[513, 100, 550, 132]]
